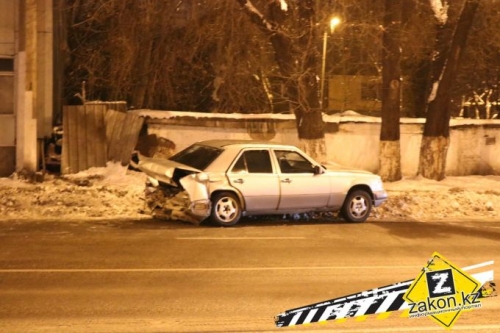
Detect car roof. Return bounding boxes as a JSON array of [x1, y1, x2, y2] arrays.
[[196, 139, 296, 150]]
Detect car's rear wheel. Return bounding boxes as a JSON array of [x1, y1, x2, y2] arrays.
[[210, 192, 242, 226], [341, 190, 372, 222]]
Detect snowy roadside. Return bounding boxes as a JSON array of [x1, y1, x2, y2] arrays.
[[0, 163, 499, 223], [0, 163, 148, 221], [372, 175, 499, 222]]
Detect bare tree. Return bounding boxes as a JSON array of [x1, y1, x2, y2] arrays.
[[64, 0, 273, 113], [399, 0, 433, 118], [379, 0, 402, 181], [234, 0, 326, 160], [418, 0, 481, 180], [453, 0, 500, 119]]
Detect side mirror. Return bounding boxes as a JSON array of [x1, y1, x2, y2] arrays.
[[313, 165, 324, 175]]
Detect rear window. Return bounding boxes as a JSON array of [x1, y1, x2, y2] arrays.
[[169, 144, 223, 170]]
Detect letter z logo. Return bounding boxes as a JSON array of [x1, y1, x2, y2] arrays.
[[426, 269, 456, 298]]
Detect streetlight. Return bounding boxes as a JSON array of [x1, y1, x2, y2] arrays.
[[320, 16, 341, 110]]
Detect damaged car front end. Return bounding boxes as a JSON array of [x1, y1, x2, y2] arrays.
[[133, 154, 213, 225]]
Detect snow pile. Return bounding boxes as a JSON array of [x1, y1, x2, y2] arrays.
[[0, 164, 499, 222], [0, 163, 148, 220], [372, 175, 499, 221]]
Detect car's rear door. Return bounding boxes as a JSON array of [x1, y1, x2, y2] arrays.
[[227, 149, 280, 212], [274, 150, 331, 210]]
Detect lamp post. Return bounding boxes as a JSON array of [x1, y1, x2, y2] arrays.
[[320, 16, 341, 110]]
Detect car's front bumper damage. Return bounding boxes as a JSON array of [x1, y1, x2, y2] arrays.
[[143, 182, 211, 225], [133, 153, 211, 224]]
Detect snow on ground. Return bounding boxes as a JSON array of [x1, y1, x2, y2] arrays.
[[0, 163, 499, 223], [0, 163, 148, 221], [372, 175, 499, 221]]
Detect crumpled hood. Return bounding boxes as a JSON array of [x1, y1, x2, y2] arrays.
[[135, 153, 210, 209], [134, 154, 202, 187]]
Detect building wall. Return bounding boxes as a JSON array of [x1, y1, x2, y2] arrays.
[[327, 75, 382, 115], [36, 0, 53, 137], [0, 0, 17, 176], [138, 110, 500, 177], [0, 0, 53, 177], [0, 0, 16, 55]]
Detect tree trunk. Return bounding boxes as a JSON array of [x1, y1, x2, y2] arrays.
[[235, 0, 326, 154], [419, 136, 450, 180], [379, 0, 402, 181], [418, 0, 480, 180], [301, 138, 327, 163]]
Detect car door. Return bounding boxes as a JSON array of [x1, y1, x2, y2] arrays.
[[274, 150, 331, 210], [227, 149, 280, 212]]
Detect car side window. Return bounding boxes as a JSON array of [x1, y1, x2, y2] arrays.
[[232, 150, 273, 174], [231, 154, 247, 173], [275, 150, 315, 173]]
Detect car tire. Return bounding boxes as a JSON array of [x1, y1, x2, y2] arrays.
[[210, 192, 242, 226], [341, 190, 372, 222]]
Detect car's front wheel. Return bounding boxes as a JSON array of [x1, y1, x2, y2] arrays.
[[210, 192, 242, 226], [341, 190, 372, 222]]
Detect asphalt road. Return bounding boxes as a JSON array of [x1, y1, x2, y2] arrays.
[[0, 218, 499, 333]]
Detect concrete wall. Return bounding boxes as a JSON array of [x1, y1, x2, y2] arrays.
[[137, 110, 500, 177]]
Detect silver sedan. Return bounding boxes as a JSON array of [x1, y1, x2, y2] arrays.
[[134, 139, 387, 226]]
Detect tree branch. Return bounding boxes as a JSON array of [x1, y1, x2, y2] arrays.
[[234, 0, 279, 35]]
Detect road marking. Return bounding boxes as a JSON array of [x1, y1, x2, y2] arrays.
[[1, 261, 491, 274], [0, 265, 421, 273], [176, 236, 306, 240], [462, 260, 494, 271], [259, 325, 500, 332]]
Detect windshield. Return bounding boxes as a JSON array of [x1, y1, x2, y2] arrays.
[[169, 143, 223, 170]]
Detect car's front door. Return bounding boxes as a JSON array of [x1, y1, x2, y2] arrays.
[[274, 150, 331, 210], [227, 149, 280, 212]]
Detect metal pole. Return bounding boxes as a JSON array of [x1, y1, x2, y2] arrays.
[[320, 30, 328, 110]]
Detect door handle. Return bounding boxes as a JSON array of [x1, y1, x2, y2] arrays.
[[281, 178, 292, 183], [233, 179, 244, 184]]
